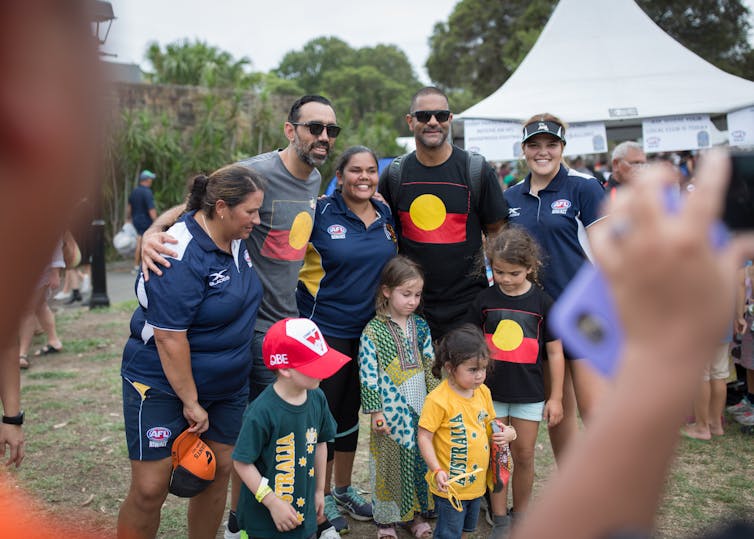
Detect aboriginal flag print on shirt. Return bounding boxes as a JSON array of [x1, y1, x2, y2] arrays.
[[397, 181, 470, 244], [260, 200, 314, 261], [483, 308, 541, 364]]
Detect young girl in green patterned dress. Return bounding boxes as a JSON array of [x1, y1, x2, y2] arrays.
[[358, 255, 438, 539]]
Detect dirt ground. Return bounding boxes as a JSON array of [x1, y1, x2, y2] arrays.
[[13, 302, 754, 538]]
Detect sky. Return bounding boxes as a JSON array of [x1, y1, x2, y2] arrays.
[[101, 0, 460, 83], [102, 0, 754, 84]]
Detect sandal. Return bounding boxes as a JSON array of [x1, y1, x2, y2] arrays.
[[19, 355, 29, 369], [401, 520, 432, 539], [377, 526, 397, 539], [34, 344, 62, 356]]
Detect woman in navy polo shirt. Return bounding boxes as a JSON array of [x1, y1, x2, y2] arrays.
[[503, 114, 608, 463], [297, 146, 397, 531], [119, 165, 265, 538]]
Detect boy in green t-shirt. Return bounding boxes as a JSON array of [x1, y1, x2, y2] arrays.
[[233, 318, 350, 539]]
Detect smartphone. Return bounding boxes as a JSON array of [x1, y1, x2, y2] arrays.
[[549, 152, 754, 377]]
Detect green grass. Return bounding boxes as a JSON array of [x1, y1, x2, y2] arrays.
[[26, 371, 78, 380]]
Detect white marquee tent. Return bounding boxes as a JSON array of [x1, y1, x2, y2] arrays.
[[457, 0, 754, 126]]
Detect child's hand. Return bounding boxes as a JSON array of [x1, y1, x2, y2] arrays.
[[544, 399, 564, 427], [315, 489, 324, 520], [492, 424, 517, 445], [371, 412, 389, 435], [266, 496, 301, 532], [433, 469, 449, 492]]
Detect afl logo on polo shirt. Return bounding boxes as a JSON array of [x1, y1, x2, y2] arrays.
[[244, 250, 252, 268], [551, 199, 571, 215], [327, 224, 346, 240]]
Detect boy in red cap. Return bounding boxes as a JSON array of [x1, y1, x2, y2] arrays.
[[233, 318, 350, 539]]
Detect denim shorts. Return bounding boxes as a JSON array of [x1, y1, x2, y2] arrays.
[[122, 377, 248, 460], [432, 494, 481, 539], [492, 400, 545, 422]]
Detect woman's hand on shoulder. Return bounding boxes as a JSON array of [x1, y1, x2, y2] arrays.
[[370, 412, 389, 435]]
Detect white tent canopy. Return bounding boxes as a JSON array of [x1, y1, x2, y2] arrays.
[[458, 0, 754, 126]]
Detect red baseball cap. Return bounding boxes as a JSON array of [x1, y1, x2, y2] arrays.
[[263, 318, 351, 379], [169, 429, 216, 497]]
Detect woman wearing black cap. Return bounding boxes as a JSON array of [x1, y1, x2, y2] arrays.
[[501, 113, 608, 511]]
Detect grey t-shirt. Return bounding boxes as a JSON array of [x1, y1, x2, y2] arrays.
[[238, 151, 321, 332]]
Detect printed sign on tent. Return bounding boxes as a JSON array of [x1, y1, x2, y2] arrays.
[[641, 115, 713, 153], [727, 107, 754, 147], [563, 122, 607, 157], [463, 120, 522, 161]]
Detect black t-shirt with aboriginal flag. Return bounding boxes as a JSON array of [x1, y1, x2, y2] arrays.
[[465, 283, 555, 403], [379, 146, 508, 340]]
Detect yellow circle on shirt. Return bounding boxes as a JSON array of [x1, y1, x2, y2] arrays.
[[289, 211, 314, 249], [409, 194, 446, 231], [492, 320, 524, 351]]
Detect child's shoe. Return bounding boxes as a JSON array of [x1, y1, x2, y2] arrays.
[[726, 397, 752, 415], [324, 495, 349, 534], [332, 485, 373, 521], [488, 514, 512, 539]]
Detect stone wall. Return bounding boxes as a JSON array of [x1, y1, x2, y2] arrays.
[[106, 81, 290, 141]]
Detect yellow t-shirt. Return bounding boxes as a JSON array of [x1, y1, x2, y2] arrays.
[[418, 380, 494, 500]]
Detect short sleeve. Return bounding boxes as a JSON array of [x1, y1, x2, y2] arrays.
[[418, 391, 445, 433], [315, 389, 337, 442], [233, 405, 271, 464], [578, 178, 606, 228], [145, 254, 204, 330]]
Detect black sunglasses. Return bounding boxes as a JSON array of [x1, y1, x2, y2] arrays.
[[411, 110, 451, 123], [291, 121, 341, 138]]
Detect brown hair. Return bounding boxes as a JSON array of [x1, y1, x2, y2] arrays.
[[522, 112, 568, 130], [375, 255, 424, 316], [186, 164, 266, 218], [484, 226, 544, 285], [431, 324, 491, 379]]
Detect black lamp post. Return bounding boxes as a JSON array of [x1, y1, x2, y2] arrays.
[[88, 1, 115, 309]]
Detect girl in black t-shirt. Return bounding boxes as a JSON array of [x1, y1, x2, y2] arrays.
[[466, 227, 566, 537]]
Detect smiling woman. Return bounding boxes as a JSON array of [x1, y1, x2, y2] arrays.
[[296, 145, 398, 532], [118, 165, 266, 539], [503, 113, 608, 466]]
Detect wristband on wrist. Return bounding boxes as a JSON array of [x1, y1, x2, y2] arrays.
[[2, 411, 24, 425], [255, 477, 272, 503]]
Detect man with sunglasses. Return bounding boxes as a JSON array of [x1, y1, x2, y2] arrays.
[[379, 87, 508, 341], [139, 95, 343, 539]]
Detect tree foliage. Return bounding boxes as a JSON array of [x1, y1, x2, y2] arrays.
[[426, 0, 754, 100], [274, 37, 423, 169], [636, 0, 754, 79], [426, 0, 555, 99], [145, 39, 261, 88]]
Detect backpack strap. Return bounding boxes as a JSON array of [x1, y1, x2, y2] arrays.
[[466, 150, 485, 211], [388, 149, 485, 211], [387, 152, 410, 210]]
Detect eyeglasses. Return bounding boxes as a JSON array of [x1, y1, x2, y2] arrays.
[[427, 469, 482, 512], [411, 110, 451, 123], [290, 121, 341, 138]]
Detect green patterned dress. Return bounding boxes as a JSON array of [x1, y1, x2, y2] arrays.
[[358, 313, 439, 525]]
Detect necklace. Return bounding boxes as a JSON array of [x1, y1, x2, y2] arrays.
[[200, 213, 225, 251]]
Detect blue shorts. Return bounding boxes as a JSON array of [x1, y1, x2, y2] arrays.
[[122, 377, 248, 461], [492, 400, 545, 422], [433, 494, 481, 538]]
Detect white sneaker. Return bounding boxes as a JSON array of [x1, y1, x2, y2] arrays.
[[318, 525, 341, 539], [53, 290, 71, 301], [223, 522, 241, 539]]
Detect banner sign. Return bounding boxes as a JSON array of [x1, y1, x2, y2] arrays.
[[727, 106, 754, 147], [464, 120, 523, 161], [563, 122, 607, 157], [641, 115, 712, 153]]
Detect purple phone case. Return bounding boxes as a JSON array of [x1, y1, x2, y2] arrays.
[[549, 189, 728, 377]]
